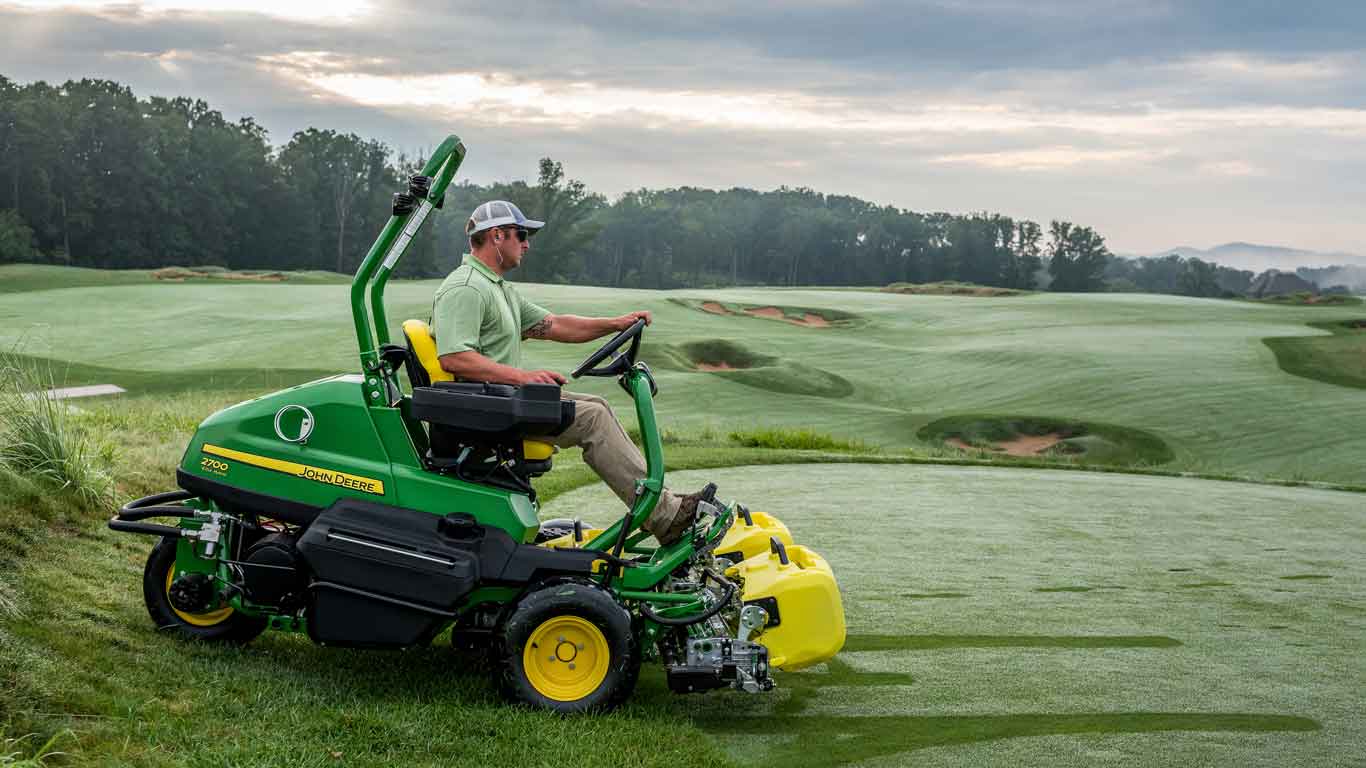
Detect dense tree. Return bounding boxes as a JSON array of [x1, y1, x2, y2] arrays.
[[1047, 221, 1111, 292], [0, 208, 37, 262], [2, 75, 1238, 299]]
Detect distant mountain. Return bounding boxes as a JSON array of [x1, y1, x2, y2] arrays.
[[1122, 242, 1366, 273]]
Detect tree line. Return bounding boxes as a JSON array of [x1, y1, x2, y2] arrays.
[[1, 76, 1250, 295]]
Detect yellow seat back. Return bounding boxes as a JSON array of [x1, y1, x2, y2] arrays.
[[402, 319, 453, 384], [402, 318, 555, 462]]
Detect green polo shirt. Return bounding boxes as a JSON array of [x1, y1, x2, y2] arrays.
[[432, 254, 550, 369]]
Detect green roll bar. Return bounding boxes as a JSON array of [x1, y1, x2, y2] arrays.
[[350, 135, 466, 374]]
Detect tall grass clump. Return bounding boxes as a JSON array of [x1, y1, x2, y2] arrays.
[[0, 351, 112, 508], [0, 730, 70, 766], [728, 427, 876, 453]]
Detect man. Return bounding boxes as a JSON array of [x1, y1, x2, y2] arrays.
[[431, 200, 708, 544]]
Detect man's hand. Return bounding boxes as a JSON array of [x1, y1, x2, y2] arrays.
[[519, 369, 567, 385], [613, 310, 652, 331]]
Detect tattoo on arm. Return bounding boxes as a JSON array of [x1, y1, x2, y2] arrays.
[[523, 317, 553, 340]]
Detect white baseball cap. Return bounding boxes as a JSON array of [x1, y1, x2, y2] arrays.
[[465, 200, 545, 236]]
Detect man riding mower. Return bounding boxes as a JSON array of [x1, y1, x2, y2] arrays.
[[432, 196, 711, 546], [109, 136, 845, 712]]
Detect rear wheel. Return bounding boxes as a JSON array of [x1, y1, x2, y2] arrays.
[[142, 537, 267, 644], [497, 581, 638, 713]]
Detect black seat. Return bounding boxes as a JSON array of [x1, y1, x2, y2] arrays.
[[409, 382, 575, 498]]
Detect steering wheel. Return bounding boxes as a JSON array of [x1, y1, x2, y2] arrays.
[[571, 318, 647, 378]]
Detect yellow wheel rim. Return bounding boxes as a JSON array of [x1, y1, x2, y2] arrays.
[[522, 616, 611, 702], [165, 566, 234, 627]]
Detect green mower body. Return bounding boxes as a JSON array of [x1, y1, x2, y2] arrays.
[[111, 135, 846, 712]]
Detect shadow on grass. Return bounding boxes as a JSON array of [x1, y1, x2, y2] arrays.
[[1263, 319, 1366, 390], [703, 712, 1319, 768], [690, 632, 1317, 767], [844, 633, 1181, 651], [4, 352, 337, 395]]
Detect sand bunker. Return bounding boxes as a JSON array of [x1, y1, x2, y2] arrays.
[[743, 306, 831, 327], [948, 433, 1065, 457], [153, 267, 287, 282], [685, 299, 842, 328], [884, 282, 1025, 297], [695, 362, 735, 371], [745, 306, 785, 319]]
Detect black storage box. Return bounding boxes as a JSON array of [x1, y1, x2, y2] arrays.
[[297, 499, 487, 648]]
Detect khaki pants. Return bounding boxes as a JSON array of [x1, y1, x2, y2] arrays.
[[552, 391, 681, 535]]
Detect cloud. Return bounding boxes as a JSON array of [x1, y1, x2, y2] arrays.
[[3, 0, 371, 22], [1, 0, 1366, 253], [1196, 159, 1266, 177], [931, 146, 1173, 171]]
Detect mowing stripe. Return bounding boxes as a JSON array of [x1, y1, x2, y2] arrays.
[[201, 443, 385, 495]]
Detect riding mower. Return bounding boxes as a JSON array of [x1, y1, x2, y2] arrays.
[[110, 135, 845, 712]]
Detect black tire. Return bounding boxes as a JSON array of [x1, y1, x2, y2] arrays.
[[497, 581, 639, 713], [142, 537, 267, 644]]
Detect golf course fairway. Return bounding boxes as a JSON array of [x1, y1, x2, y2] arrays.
[[546, 464, 1363, 767]]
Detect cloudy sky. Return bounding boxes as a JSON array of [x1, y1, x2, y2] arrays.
[[2, 0, 1364, 255]]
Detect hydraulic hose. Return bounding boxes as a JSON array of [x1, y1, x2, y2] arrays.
[[638, 574, 737, 627]]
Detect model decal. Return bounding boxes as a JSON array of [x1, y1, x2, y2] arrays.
[[201, 444, 385, 496]]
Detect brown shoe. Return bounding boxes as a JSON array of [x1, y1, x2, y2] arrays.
[[648, 483, 717, 546]]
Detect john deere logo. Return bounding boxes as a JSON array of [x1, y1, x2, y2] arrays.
[[274, 405, 314, 444]]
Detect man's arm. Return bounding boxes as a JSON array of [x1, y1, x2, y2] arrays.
[[438, 351, 565, 385], [525, 311, 652, 343]]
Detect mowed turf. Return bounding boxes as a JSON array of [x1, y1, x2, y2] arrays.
[[545, 464, 1364, 768], [3, 266, 1365, 483]]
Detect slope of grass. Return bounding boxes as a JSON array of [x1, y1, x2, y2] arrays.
[[1, 352, 337, 396], [4, 270, 1366, 484], [547, 464, 1365, 768], [1262, 319, 1366, 390]]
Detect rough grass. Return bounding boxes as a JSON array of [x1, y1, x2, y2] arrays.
[[1249, 292, 1362, 307], [727, 427, 875, 453], [0, 353, 113, 507], [1262, 320, 1366, 390]]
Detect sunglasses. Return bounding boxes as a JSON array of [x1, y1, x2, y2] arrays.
[[501, 226, 529, 242]]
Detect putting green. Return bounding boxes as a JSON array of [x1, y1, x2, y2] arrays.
[[545, 464, 1364, 768]]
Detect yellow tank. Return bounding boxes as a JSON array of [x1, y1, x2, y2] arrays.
[[715, 510, 794, 563], [726, 542, 845, 670]]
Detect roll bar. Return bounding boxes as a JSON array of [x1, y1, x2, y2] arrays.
[[350, 135, 466, 374]]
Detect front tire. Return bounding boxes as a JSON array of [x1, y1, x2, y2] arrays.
[[497, 581, 639, 713], [142, 537, 267, 644]]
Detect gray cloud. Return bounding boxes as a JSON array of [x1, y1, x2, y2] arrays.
[[1, 1, 1364, 253]]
